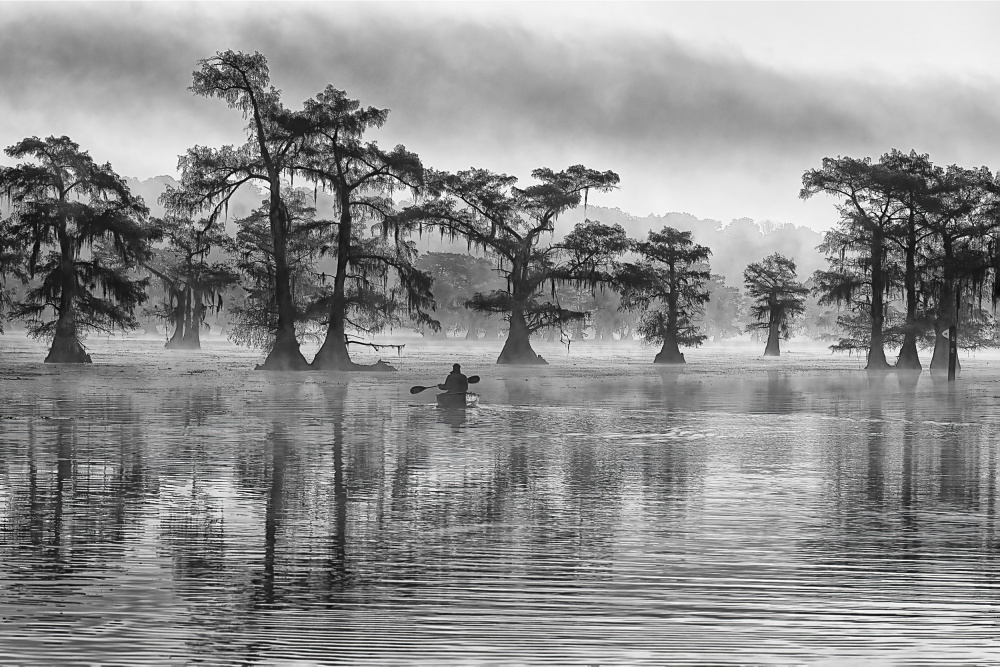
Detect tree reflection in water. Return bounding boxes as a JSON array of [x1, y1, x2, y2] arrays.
[[5, 352, 1000, 662]]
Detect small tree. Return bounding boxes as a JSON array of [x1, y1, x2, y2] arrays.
[[0, 216, 23, 334], [398, 166, 622, 364], [0, 136, 151, 363], [144, 216, 238, 349], [700, 274, 747, 343], [743, 253, 808, 356], [619, 227, 712, 364]]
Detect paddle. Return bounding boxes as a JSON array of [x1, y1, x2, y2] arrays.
[[410, 375, 480, 394]]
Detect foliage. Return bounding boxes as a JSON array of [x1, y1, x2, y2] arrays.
[[743, 253, 808, 340], [144, 215, 238, 346], [699, 274, 747, 342], [227, 191, 327, 350], [0, 135, 152, 342], [294, 86, 437, 365], [396, 164, 623, 363], [414, 252, 503, 337], [618, 227, 712, 348]]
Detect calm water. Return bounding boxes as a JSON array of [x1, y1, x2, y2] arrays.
[[3, 335, 1000, 665]]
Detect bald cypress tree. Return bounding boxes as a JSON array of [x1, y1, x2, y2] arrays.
[[164, 50, 312, 370], [801, 155, 911, 370], [144, 216, 237, 350], [743, 253, 808, 357], [397, 165, 622, 364], [618, 227, 711, 364], [296, 87, 435, 370], [918, 164, 999, 374], [0, 136, 152, 363]]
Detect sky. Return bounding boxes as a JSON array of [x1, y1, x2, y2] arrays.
[[3, 1, 1000, 232]]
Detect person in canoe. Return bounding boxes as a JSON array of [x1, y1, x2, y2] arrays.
[[438, 363, 469, 394]]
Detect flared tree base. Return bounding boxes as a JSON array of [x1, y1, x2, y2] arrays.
[[929, 334, 960, 376], [45, 335, 92, 364], [255, 339, 312, 371], [496, 335, 547, 365], [653, 337, 686, 364], [865, 347, 892, 371], [653, 349, 686, 364], [895, 340, 922, 370], [165, 336, 201, 350]]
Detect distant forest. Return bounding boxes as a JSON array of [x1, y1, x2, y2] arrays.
[[1, 51, 999, 372]]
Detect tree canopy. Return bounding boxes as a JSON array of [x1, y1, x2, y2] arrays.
[[743, 253, 808, 357], [618, 226, 712, 364], [164, 50, 312, 370], [0, 135, 152, 362], [295, 86, 434, 370], [397, 165, 623, 364]]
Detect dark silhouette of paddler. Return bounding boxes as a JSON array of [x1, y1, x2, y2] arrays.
[[438, 363, 469, 394]]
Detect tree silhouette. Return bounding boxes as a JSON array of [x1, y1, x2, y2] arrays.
[[0, 214, 24, 335], [879, 150, 937, 369], [801, 155, 911, 369], [0, 136, 151, 362], [144, 216, 237, 350], [619, 227, 711, 364], [918, 164, 999, 374], [398, 165, 622, 364], [297, 87, 435, 370], [164, 51, 312, 370], [227, 192, 327, 352], [743, 253, 808, 357]]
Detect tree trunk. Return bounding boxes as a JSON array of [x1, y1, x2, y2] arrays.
[[166, 287, 204, 350], [165, 291, 185, 349], [313, 193, 355, 370], [311, 197, 392, 372], [929, 325, 960, 375], [46, 237, 90, 363], [46, 320, 91, 363], [653, 333, 685, 364], [312, 300, 362, 370], [185, 291, 205, 349], [897, 209, 921, 370], [166, 287, 188, 349], [259, 189, 310, 371], [763, 311, 781, 357], [866, 230, 891, 370], [497, 307, 546, 364], [930, 241, 960, 376]]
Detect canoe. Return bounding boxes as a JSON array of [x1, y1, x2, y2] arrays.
[[436, 392, 479, 409]]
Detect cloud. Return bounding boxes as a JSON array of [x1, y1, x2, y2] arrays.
[[3, 3, 1000, 229]]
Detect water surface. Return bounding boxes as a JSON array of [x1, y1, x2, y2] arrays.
[[3, 335, 1000, 664]]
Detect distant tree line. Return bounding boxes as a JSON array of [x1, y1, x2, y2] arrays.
[[2, 52, 1000, 372]]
